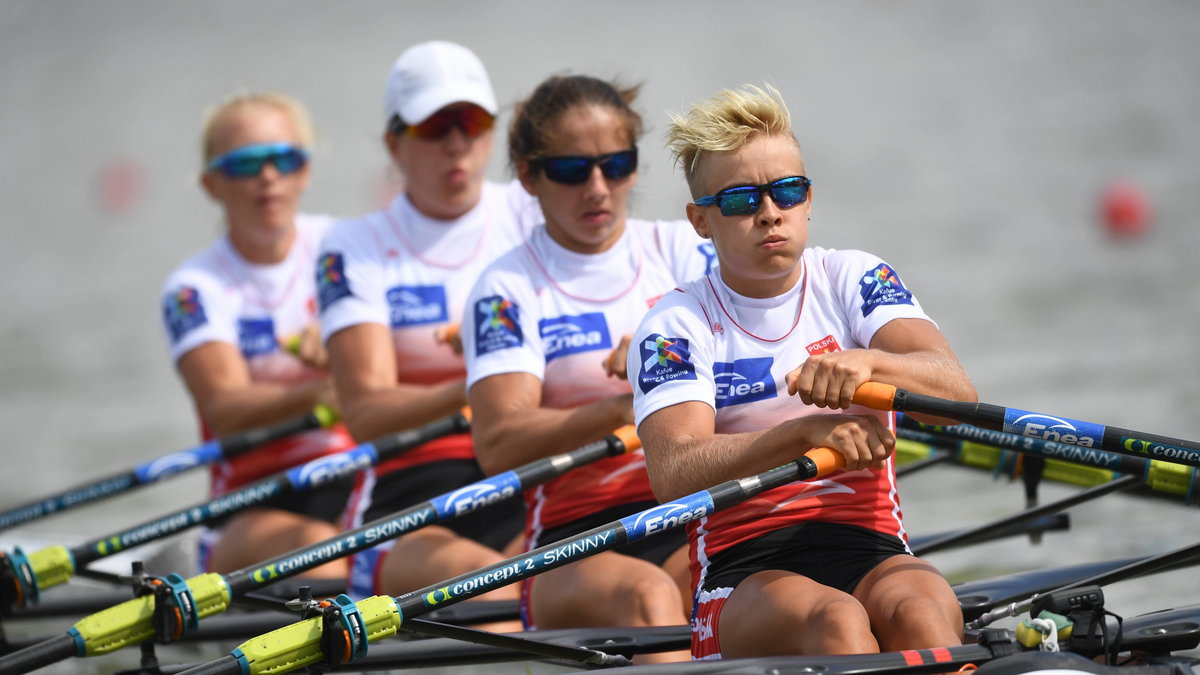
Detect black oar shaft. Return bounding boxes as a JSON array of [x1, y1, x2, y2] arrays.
[[0, 634, 74, 675], [0, 409, 326, 531]]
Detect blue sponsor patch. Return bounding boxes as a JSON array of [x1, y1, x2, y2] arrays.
[[163, 286, 208, 343], [713, 357, 777, 409], [858, 263, 914, 317], [238, 317, 277, 357], [698, 242, 718, 275], [387, 285, 449, 327], [133, 440, 222, 483], [620, 492, 715, 540], [539, 313, 613, 363], [431, 472, 522, 518], [286, 445, 379, 490], [474, 295, 523, 356], [637, 333, 697, 394], [316, 252, 352, 311], [1002, 409, 1104, 448]]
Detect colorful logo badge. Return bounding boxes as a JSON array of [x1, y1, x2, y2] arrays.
[[637, 333, 696, 393], [238, 317, 277, 357], [539, 313, 612, 362], [474, 295, 523, 356], [806, 334, 842, 355], [163, 286, 208, 343], [858, 263, 914, 317], [386, 285, 448, 327], [316, 252, 352, 312], [713, 357, 777, 409]]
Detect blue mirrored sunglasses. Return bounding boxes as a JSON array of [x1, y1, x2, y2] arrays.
[[536, 148, 638, 185], [207, 142, 309, 178], [694, 175, 811, 216]]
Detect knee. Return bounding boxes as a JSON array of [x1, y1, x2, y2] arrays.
[[622, 575, 686, 626], [878, 596, 963, 649], [810, 599, 877, 653]]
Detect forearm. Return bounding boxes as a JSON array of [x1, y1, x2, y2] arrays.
[[339, 378, 466, 443], [472, 393, 632, 475], [200, 380, 327, 437], [645, 422, 808, 502], [866, 348, 976, 404]]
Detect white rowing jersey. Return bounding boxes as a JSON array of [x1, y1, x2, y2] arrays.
[[316, 180, 541, 472], [629, 247, 936, 566], [463, 221, 715, 533], [160, 213, 354, 495]]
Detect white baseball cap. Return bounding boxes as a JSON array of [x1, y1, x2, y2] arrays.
[[383, 40, 497, 126]]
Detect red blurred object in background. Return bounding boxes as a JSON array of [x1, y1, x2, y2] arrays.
[[1101, 181, 1152, 239]]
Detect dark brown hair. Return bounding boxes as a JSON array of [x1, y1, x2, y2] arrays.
[[508, 75, 643, 173]]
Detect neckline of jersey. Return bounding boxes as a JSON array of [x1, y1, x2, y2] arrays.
[[706, 260, 808, 343]]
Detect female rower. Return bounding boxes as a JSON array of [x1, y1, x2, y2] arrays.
[[630, 84, 976, 659], [316, 41, 539, 603], [462, 75, 712, 661], [160, 92, 355, 577]]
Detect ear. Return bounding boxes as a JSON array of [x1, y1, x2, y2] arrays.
[[516, 160, 539, 197], [200, 170, 220, 201], [686, 202, 711, 240]]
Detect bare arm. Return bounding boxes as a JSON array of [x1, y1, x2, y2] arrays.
[[468, 371, 632, 476], [639, 401, 893, 502], [786, 318, 976, 424], [327, 322, 467, 443], [177, 341, 331, 438]]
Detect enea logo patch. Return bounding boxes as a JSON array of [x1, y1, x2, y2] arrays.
[[238, 318, 277, 357], [1002, 410, 1103, 447], [806, 335, 842, 355], [539, 313, 612, 363], [637, 334, 696, 393], [713, 358, 776, 409], [387, 285, 448, 327], [163, 286, 208, 343], [858, 263, 914, 317], [474, 295, 523, 356], [316, 252, 352, 311]]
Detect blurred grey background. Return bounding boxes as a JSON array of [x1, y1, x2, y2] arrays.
[[2, 0, 1198, 661]]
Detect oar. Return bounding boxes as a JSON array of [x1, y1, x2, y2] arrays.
[[0, 405, 338, 532], [853, 382, 1200, 469], [897, 421, 1197, 501], [168, 447, 844, 675], [0, 428, 641, 675], [0, 411, 468, 614]]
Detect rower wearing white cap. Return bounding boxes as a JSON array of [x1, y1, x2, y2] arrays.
[[316, 41, 539, 618]]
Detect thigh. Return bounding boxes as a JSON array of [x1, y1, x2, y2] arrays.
[[211, 507, 346, 578], [854, 554, 964, 650], [529, 551, 686, 629], [379, 525, 519, 598], [717, 569, 878, 658]]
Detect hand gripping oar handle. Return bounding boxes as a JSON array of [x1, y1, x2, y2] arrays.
[[0, 412, 467, 614], [0, 427, 636, 674], [178, 447, 843, 675], [0, 405, 337, 532], [853, 382, 1200, 469]]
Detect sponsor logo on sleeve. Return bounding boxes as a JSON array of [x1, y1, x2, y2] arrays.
[[698, 242, 718, 275], [637, 333, 697, 393], [316, 252, 352, 311], [858, 263, 914, 317], [1002, 410, 1102, 447], [539, 313, 612, 362], [713, 357, 776, 409], [163, 286, 208, 343], [474, 295, 523, 356], [806, 334, 842, 355], [386, 285, 448, 327], [238, 317, 278, 357]]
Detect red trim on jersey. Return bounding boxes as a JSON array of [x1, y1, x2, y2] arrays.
[[523, 233, 644, 304], [214, 231, 313, 313], [705, 260, 808, 343], [383, 208, 489, 269]]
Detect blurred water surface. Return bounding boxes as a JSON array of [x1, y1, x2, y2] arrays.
[[2, 1, 1199, 670]]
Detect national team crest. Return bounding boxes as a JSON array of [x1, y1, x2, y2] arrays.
[[474, 295, 523, 356], [316, 252, 352, 311], [858, 263, 914, 317], [163, 286, 208, 343], [637, 333, 696, 393]]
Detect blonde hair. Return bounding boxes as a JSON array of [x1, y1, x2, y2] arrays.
[[665, 84, 802, 196], [200, 91, 315, 170]]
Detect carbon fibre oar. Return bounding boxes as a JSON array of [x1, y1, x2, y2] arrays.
[[0, 412, 468, 614], [171, 447, 845, 675], [0, 405, 338, 532], [896, 421, 1198, 501], [854, 382, 1200, 469], [0, 427, 640, 675]]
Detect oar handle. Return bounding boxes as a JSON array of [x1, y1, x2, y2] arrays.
[[612, 425, 640, 453], [850, 381, 898, 411], [799, 446, 846, 478]]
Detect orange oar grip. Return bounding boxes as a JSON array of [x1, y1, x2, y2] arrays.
[[460, 406, 472, 422], [612, 425, 641, 453], [852, 382, 897, 411], [805, 446, 846, 477], [438, 323, 462, 342]]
